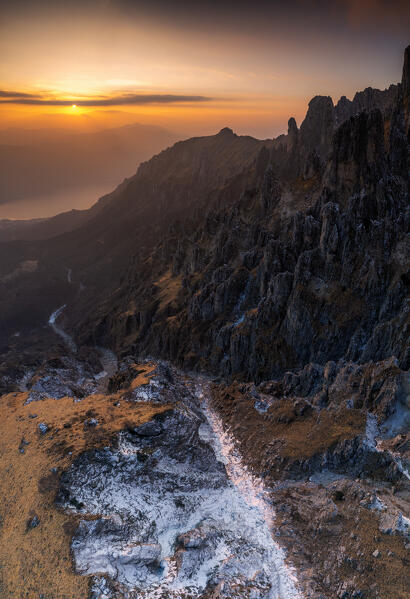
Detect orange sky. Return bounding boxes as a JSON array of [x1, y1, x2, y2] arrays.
[[0, 1, 408, 138]]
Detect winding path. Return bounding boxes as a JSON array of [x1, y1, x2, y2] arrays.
[[48, 267, 117, 387], [48, 266, 77, 352], [48, 304, 77, 353]]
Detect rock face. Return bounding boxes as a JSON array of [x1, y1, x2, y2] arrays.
[[56, 384, 302, 599], [1, 52, 408, 394], [402, 45, 410, 133], [334, 85, 398, 127], [22, 351, 105, 402], [212, 356, 410, 482], [66, 48, 408, 391], [0, 128, 272, 373], [300, 95, 335, 161], [79, 49, 409, 386]]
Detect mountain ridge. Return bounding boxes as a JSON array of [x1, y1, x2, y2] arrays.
[[1, 48, 409, 380], [64, 47, 409, 385]]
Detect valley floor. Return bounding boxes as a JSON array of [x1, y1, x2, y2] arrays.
[[0, 352, 408, 598]]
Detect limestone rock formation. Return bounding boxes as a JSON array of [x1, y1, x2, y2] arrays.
[[77, 49, 408, 386]]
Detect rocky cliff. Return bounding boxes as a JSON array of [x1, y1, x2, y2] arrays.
[[75, 48, 409, 388]]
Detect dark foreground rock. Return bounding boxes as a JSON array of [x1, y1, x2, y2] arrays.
[[44, 357, 409, 599], [56, 387, 303, 599], [210, 356, 410, 599]]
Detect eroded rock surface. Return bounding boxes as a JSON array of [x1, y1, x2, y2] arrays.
[[57, 378, 302, 599], [75, 49, 409, 389], [210, 357, 410, 598], [1, 44, 408, 599]]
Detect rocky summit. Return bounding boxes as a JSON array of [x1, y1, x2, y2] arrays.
[[0, 47, 409, 599]]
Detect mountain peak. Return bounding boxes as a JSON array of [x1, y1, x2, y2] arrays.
[[402, 45, 410, 96], [299, 95, 335, 160], [217, 127, 235, 136], [287, 117, 298, 135]]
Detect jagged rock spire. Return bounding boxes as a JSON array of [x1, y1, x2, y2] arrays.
[[402, 45, 410, 97], [300, 96, 335, 161]]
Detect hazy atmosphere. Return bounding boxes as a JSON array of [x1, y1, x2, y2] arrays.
[[1, 0, 408, 216]]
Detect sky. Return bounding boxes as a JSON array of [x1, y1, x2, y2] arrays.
[[0, 0, 409, 138]]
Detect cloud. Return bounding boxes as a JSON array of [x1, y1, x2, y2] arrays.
[[0, 90, 41, 98], [0, 92, 212, 106], [334, 0, 410, 29]]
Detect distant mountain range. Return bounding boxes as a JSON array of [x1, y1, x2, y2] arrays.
[[0, 122, 180, 211]]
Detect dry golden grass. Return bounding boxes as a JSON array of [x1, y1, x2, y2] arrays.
[[212, 386, 365, 463], [211, 384, 409, 598], [272, 482, 409, 599], [155, 270, 182, 310], [270, 404, 365, 460], [129, 363, 156, 389], [0, 366, 169, 599]]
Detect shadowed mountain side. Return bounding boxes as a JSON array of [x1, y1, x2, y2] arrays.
[[69, 47, 409, 382], [0, 130, 273, 345], [1, 44, 409, 599], [0, 181, 129, 242]]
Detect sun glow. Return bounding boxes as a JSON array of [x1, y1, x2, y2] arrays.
[[69, 103, 82, 115]]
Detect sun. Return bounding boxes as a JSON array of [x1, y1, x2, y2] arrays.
[[66, 103, 82, 116]]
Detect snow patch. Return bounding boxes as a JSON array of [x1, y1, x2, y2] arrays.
[[199, 387, 303, 599], [59, 393, 303, 598]]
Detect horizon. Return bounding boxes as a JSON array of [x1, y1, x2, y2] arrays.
[[1, 1, 408, 141], [0, 1, 409, 219]]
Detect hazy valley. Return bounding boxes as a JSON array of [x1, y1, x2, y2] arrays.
[[0, 123, 180, 218]]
